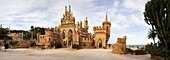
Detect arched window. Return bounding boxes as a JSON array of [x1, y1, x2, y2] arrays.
[[63, 30, 65, 39], [107, 26, 108, 31]]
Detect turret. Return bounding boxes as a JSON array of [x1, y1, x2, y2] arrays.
[[106, 12, 108, 21], [84, 17, 88, 29], [65, 6, 67, 14], [69, 5, 71, 14], [102, 12, 111, 31], [102, 12, 111, 37], [80, 20, 82, 28]]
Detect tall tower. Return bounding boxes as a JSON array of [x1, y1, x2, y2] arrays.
[[84, 17, 88, 30], [8, 26, 10, 33], [102, 12, 111, 36]]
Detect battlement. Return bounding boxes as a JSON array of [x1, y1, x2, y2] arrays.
[[93, 26, 106, 31], [117, 36, 126, 44], [45, 27, 54, 31]]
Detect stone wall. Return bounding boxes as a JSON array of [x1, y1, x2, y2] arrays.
[[112, 36, 127, 54], [18, 40, 32, 48]]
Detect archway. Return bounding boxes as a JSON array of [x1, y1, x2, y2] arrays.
[[98, 38, 102, 48], [68, 29, 73, 46]]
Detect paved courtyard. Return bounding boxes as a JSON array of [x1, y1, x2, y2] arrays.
[[0, 48, 152, 60]]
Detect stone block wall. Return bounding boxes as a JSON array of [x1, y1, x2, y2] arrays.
[[18, 40, 32, 48], [112, 36, 127, 54]]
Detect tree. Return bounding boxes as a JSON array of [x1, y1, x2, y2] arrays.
[[144, 0, 170, 49], [0, 28, 11, 39], [9, 41, 18, 46], [147, 29, 157, 44], [31, 26, 34, 30], [23, 32, 31, 40]]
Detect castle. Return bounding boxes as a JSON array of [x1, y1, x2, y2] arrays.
[[36, 5, 111, 49]]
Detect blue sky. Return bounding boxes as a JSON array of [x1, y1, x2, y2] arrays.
[[0, 0, 155, 45]]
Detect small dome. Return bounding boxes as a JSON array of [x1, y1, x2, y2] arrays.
[[102, 20, 111, 25]]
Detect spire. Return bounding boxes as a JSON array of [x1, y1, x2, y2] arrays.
[[65, 6, 67, 13], [69, 5, 71, 13], [86, 17, 87, 21], [85, 17, 88, 25], [106, 12, 108, 21]]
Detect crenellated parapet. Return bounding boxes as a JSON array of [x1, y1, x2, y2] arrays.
[[45, 27, 54, 31], [93, 26, 107, 31]]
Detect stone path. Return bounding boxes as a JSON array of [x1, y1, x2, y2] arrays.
[[0, 48, 152, 60]]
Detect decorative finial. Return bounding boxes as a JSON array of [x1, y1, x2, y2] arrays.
[[106, 12, 108, 21], [69, 5, 71, 13], [65, 6, 67, 13], [86, 17, 87, 20]]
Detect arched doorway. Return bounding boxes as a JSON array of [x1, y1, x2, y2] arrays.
[[98, 38, 102, 48], [68, 29, 73, 46]]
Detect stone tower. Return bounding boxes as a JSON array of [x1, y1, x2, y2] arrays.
[[93, 12, 111, 48], [102, 12, 111, 38], [84, 17, 89, 32], [60, 5, 77, 47]]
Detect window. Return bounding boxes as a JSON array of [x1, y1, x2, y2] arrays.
[[63, 30, 65, 39]]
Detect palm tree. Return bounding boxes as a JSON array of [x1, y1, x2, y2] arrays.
[[148, 29, 157, 44]]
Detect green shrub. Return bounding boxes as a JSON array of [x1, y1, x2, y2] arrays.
[[134, 50, 147, 55], [72, 44, 78, 49], [145, 43, 170, 57], [51, 42, 62, 48], [53, 42, 62, 48], [51, 43, 54, 47], [145, 43, 154, 54], [126, 48, 133, 54], [9, 41, 18, 46], [121, 47, 124, 50], [31, 42, 36, 47], [5, 43, 9, 49]]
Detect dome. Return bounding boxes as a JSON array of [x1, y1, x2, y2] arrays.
[[102, 20, 111, 25]]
